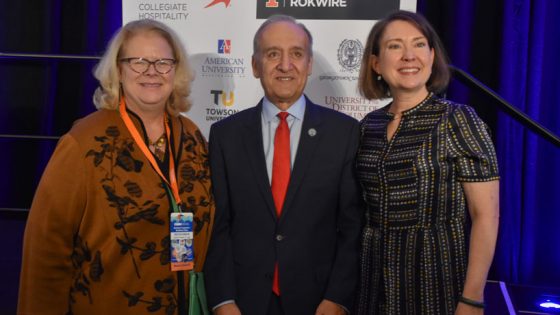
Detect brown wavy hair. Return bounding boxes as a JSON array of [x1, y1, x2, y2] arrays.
[[358, 10, 450, 100]]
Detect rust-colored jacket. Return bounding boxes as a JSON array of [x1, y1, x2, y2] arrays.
[[18, 109, 214, 315]]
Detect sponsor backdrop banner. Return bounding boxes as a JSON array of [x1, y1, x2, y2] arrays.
[[122, 0, 417, 137]]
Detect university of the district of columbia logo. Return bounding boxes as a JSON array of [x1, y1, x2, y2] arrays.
[[337, 39, 363, 72], [205, 0, 231, 8], [218, 39, 231, 54]]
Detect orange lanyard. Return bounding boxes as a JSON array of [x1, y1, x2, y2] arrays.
[[118, 98, 182, 207]]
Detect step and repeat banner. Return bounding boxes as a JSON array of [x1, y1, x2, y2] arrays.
[[123, 0, 416, 137]]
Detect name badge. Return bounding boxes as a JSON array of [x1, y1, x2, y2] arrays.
[[170, 212, 194, 271]]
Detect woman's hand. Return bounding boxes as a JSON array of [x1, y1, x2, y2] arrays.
[[455, 301, 484, 315]]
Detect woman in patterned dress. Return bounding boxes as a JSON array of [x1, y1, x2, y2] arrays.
[[354, 11, 500, 315], [18, 19, 214, 315]]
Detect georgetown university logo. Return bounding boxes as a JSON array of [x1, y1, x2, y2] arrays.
[[337, 39, 363, 72]]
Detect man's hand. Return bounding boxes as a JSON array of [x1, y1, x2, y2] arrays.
[[315, 299, 346, 315], [214, 303, 242, 315]]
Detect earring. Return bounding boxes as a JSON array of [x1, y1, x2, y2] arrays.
[[377, 75, 382, 81]]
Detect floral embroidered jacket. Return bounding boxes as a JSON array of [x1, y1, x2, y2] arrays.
[[18, 109, 214, 315]]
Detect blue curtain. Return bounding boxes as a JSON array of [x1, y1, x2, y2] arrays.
[[419, 0, 560, 287], [0, 1, 122, 211], [0, 2, 122, 313], [493, 0, 560, 286]]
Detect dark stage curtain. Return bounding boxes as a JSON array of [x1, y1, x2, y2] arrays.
[[493, 0, 560, 286], [0, 2, 122, 313], [0, 1, 121, 212], [419, 0, 560, 288]]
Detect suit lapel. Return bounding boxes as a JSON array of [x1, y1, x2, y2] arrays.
[[280, 99, 322, 221], [242, 103, 277, 219]]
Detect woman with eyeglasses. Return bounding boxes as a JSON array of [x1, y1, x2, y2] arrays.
[[18, 19, 214, 315]]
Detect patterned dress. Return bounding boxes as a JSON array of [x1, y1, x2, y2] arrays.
[[354, 94, 499, 314], [18, 109, 214, 315]]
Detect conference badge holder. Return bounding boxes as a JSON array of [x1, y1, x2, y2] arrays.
[[119, 97, 194, 272], [170, 212, 194, 271]]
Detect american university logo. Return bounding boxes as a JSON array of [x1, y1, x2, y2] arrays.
[[337, 39, 363, 72], [200, 56, 246, 77], [218, 39, 231, 54]]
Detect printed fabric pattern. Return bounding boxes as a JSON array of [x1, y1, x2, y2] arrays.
[[354, 95, 499, 314], [18, 109, 214, 315]]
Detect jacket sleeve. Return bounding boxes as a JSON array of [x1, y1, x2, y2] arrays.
[[324, 121, 364, 310], [18, 134, 87, 315], [203, 124, 238, 308]]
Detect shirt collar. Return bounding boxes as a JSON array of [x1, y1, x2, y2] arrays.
[[262, 95, 306, 123]]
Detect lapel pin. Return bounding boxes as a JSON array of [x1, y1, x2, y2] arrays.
[[308, 128, 317, 137]]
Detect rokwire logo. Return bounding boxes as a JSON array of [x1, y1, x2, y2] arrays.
[[211, 90, 235, 106], [257, 0, 398, 20], [265, 0, 280, 8], [218, 40, 231, 54], [205, 0, 231, 8]]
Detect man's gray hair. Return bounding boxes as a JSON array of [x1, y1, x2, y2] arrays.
[[252, 14, 314, 57]]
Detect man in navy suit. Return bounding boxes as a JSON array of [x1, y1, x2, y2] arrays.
[[204, 15, 363, 315]]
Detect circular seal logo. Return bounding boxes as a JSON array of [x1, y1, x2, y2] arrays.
[[337, 39, 363, 71]]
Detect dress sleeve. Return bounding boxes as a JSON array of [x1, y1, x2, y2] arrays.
[[18, 134, 87, 314], [447, 105, 500, 182]]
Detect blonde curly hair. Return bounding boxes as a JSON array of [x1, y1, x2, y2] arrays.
[[93, 19, 193, 116]]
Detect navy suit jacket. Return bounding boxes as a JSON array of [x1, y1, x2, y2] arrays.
[[204, 97, 363, 315]]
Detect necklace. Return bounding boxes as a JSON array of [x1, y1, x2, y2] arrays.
[[149, 133, 166, 161]]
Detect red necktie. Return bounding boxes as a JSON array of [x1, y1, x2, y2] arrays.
[[271, 111, 290, 295]]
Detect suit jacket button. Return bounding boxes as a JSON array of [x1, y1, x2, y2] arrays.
[[275, 234, 284, 241]]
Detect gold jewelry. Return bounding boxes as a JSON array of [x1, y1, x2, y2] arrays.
[[151, 134, 166, 148], [149, 133, 166, 161]]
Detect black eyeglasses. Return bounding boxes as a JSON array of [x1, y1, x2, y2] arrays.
[[119, 57, 176, 74]]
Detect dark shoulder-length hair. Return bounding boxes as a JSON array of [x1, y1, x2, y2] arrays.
[[358, 10, 450, 100]]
